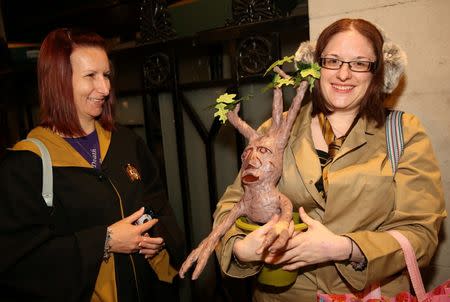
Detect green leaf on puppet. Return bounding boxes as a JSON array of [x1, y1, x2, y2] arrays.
[[264, 55, 294, 76]]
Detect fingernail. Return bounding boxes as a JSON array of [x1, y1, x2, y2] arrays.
[[139, 250, 142, 254], [145, 255, 149, 259]]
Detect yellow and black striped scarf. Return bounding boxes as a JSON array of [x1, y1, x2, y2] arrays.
[[317, 112, 360, 197]]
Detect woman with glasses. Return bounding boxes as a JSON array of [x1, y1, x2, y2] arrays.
[[213, 18, 445, 301]]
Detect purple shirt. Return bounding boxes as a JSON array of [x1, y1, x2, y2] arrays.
[[65, 130, 101, 169]]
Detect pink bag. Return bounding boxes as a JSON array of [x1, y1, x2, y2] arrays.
[[317, 230, 450, 302]]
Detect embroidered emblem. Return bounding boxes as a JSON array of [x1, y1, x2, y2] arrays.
[[125, 164, 141, 181]]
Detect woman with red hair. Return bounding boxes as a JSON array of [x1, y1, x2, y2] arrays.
[[0, 28, 184, 301], [213, 18, 445, 301]]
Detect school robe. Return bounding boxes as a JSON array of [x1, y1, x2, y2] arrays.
[[0, 123, 184, 302]]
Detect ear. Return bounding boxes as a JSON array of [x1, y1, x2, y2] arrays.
[[383, 41, 407, 94]]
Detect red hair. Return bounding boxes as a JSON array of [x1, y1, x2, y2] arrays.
[[312, 19, 386, 127], [38, 28, 115, 137]]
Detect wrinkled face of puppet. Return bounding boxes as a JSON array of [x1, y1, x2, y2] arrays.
[[240, 137, 282, 186]]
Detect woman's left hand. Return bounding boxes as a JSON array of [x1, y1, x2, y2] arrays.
[[264, 207, 350, 271], [139, 233, 165, 259]]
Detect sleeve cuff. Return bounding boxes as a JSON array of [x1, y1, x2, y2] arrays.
[[220, 235, 263, 278], [216, 224, 263, 278]]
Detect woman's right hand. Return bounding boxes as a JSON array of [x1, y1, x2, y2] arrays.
[[232, 215, 278, 263], [108, 207, 159, 254]]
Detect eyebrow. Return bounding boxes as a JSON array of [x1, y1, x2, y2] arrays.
[[82, 69, 111, 74], [322, 54, 374, 61]]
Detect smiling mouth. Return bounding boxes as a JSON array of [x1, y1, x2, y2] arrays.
[[332, 84, 354, 92], [88, 97, 105, 103]]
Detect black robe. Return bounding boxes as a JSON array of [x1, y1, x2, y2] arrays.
[[0, 124, 185, 302]]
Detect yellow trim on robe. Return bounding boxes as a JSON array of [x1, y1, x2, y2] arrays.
[[91, 256, 118, 302], [148, 249, 178, 284], [11, 122, 111, 167]]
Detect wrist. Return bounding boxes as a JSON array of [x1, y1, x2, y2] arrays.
[[335, 235, 353, 261], [232, 238, 257, 269], [232, 238, 245, 261], [345, 236, 353, 262], [341, 235, 367, 271], [103, 227, 112, 262]]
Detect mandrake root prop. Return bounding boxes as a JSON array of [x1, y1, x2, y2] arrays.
[[179, 78, 309, 280]]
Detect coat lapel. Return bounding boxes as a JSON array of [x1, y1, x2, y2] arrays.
[[289, 103, 325, 208], [332, 117, 372, 163]]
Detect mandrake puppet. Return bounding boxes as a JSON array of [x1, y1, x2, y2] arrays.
[[179, 42, 320, 280]]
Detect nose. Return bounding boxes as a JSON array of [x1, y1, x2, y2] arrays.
[[246, 150, 261, 168], [336, 63, 352, 81], [96, 76, 110, 95]]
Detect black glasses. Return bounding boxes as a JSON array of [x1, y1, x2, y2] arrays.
[[319, 57, 376, 72]]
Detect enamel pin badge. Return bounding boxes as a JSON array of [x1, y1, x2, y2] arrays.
[[125, 164, 141, 181]]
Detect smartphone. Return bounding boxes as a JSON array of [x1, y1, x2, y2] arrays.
[[135, 207, 157, 225]]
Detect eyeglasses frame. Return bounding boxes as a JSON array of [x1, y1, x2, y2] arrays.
[[319, 57, 377, 73]]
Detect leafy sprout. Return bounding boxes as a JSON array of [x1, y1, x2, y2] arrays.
[[294, 62, 321, 92], [264, 55, 294, 76], [214, 93, 253, 124], [275, 77, 295, 88], [263, 59, 321, 93], [214, 55, 321, 124]]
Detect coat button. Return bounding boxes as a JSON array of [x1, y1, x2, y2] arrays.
[[309, 180, 313, 184]]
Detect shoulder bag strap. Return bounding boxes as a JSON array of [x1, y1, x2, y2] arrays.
[[387, 230, 427, 301], [24, 138, 53, 207], [386, 110, 404, 174]]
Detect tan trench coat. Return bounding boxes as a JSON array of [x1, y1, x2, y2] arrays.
[[213, 102, 446, 301]]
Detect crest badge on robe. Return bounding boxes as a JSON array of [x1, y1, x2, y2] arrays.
[[125, 164, 141, 181]]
